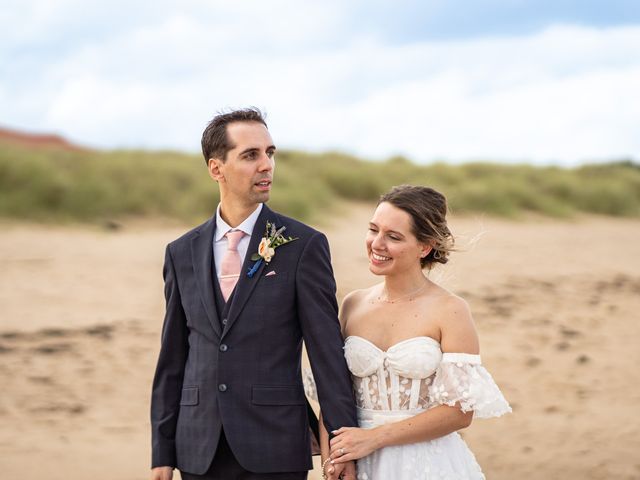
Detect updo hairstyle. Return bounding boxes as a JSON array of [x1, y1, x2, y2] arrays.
[[379, 185, 454, 269]]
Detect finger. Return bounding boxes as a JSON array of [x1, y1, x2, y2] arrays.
[[331, 427, 349, 435], [332, 452, 357, 464], [329, 441, 347, 456], [329, 435, 345, 447], [329, 462, 344, 479], [330, 447, 347, 460]]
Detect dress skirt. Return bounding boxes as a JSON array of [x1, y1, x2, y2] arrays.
[[355, 407, 485, 480]]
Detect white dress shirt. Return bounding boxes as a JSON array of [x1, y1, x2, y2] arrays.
[[213, 203, 263, 280]]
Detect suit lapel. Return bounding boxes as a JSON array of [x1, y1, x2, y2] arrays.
[[191, 216, 222, 338], [222, 204, 274, 338]]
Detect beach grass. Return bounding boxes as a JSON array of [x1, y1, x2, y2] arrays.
[[1, 140, 638, 223]]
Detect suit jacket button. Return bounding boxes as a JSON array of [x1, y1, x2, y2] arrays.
[[222, 318, 228, 326], [219, 344, 228, 352], [218, 384, 227, 392]]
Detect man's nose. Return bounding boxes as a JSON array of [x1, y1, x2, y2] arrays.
[[258, 153, 274, 171]]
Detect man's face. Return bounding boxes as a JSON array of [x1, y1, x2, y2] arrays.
[[209, 121, 275, 207]]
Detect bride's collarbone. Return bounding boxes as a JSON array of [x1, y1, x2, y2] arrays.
[[345, 294, 443, 340], [356, 297, 436, 322]]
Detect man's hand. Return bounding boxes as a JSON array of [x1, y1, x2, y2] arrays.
[[326, 459, 356, 480], [150, 466, 173, 480], [335, 461, 357, 480]]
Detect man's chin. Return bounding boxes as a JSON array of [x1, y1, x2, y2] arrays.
[[252, 192, 270, 204]]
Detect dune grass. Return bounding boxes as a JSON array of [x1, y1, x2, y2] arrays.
[[1, 140, 639, 224]]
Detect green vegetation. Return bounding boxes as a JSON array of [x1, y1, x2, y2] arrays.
[[1, 140, 639, 224]]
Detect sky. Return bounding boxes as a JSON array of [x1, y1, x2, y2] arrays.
[[1, 0, 640, 165]]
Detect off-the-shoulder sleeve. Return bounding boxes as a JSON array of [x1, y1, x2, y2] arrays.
[[302, 366, 318, 402], [428, 353, 511, 419]]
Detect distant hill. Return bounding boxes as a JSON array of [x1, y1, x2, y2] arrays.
[[0, 126, 89, 152]]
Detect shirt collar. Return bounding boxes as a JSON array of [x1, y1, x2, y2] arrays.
[[215, 203, 263, 242]]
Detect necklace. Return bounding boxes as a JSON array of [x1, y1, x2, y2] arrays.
[[377, 280, 429, 304]]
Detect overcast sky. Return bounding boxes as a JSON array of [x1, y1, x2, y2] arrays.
[[1, 0, 639, 165]]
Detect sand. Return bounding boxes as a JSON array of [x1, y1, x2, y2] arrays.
[[1, 206, 639, 479]]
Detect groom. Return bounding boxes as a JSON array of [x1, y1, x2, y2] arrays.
[[150, 108, 357, 479]]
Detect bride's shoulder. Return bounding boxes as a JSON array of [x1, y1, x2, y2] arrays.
[[428, 286, 475, 327], [431, 288, 471, 315], [339, 285, 380, 329], [430, 290, 479, 353], [341, 285, 378, 310]]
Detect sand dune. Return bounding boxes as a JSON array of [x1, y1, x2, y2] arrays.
[[1, 207, 639, 479]]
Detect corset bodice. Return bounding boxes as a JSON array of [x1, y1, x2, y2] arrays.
[[344, 335, 443, 411]]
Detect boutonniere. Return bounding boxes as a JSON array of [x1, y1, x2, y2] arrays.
[[247, 221, 298, 277]]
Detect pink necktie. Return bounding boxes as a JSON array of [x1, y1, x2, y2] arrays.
[[220, 230, 245, 302]]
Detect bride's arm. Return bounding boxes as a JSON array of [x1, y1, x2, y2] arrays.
[[330, 295, 479, 462], [331, 403, 473, 463]]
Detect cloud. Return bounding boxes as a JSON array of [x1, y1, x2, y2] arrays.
[[1, 3, 639, 165]]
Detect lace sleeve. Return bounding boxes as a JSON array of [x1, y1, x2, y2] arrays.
[[428, 353, 511, 419], [302, 366, 318, 402]]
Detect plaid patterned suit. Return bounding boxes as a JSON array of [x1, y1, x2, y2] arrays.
[[150, 204, 357, 476]]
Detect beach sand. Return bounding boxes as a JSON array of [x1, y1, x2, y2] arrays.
[[1, 205, 639, 479]]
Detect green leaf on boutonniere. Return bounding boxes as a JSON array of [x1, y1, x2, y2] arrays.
[[250, 253, 261, 261]]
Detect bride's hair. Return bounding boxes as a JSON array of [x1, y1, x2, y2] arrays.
[[379, 185, 455, 269]]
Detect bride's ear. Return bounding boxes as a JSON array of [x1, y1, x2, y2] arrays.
[[420, 243, 433, 259]]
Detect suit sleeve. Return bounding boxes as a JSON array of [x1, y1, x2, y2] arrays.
[[296, 232, 358, 433], [150, 244, 189, 468]]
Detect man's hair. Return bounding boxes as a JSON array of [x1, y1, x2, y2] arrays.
[[201, 107, 267, 165]]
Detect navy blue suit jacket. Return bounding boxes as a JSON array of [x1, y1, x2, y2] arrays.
[[150, 204, 357, 474]]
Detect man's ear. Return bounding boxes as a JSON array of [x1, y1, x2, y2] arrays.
[[208, 157, 224, 183]]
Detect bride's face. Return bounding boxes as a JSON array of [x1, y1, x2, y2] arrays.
[[366, 202, 429, 276]]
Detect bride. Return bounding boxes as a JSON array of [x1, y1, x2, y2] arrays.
[[319, 185, 511, 480]]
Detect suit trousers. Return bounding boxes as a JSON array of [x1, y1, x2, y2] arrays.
[[179, 430, 307, 480]]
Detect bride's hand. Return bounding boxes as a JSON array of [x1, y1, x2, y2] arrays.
[[329, 427, 381, 464]]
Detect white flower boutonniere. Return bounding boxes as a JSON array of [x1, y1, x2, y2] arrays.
[[247, 221, 298, 277], [257, 237, 275, 263]]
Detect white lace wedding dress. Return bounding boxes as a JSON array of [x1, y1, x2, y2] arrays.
[[342, 335, 511, 480]]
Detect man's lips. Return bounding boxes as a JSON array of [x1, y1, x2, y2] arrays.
[[255, 179, 272, 189]]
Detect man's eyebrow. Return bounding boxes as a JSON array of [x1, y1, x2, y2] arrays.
[[238, 145, 276, 156], [238, 147, 259, 156]]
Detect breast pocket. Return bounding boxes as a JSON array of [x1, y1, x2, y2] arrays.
[[259, 271, 289, 285]]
